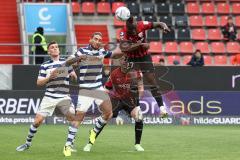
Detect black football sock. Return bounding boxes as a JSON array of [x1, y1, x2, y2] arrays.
[[150, 86, 164, 107], [135, 120, 143, 144]]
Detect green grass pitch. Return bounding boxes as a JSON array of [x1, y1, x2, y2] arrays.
[[1, 125, 240, 160]]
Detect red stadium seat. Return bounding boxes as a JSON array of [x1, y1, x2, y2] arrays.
[[185, 0, 197, 1], [215, 0, 228, 2], [183, 55, 192, 65], [211, 42, 226, 54], [192, 29, 206, 40], [164, 42, 178, 54], [186, 3, 200, 14], [195, 42, 210, 54], [208, 29, 222, 40], [204, 15, 218, 27], [71, 2, 81, 14], [52, 0, 63, 3], [230, 0, 240, 2], [167, 55, 181, 65], [230, 55, 235, 65], [202, 3, 215, 14], [82, 2, 95, 14], [152, 55, 164, 64], [232, 3, 240, 15], [97, 2, 111, 14], [219, 16, 229, 27], [112, 2, 125, 14], [214, 55, 227, 65], [235, 16, 240, 27], [203, 55, 212, 65], [199, 0, 212, 3], [217, 3, 230, 14], [179, 42, 194, 54], [149, 42, 163, 54], [189, 16, 203, 27], [226, 42, 240, 54], [114, 16, 125, 27]]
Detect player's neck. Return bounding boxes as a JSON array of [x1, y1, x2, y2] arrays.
[[51, 55, 60, 61]]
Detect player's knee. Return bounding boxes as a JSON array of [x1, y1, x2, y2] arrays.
[[33, 119, 43, 127], [131, 111, 137, 119], [145, 73, 157, 84], [132, 107, 143, 122], [71, 121, 81, 128], [103, 111, 113, 121]]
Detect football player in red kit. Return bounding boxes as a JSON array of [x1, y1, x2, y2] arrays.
[[119, 16, 170, 117], [83, 55, 145, 152]]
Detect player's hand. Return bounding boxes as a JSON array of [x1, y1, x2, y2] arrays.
[[141, 43, 150, 50], [161, 23, 171, 33], [49, 69, 58, 80], [78, 55, 87, 61], [120, 40, 132, 52]]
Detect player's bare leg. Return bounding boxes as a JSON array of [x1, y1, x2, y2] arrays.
[[131, 107, 144, 151], [84, 100, 113, 152], [143, 72, 168, 118], [16, 114, 45, 151], [63, 111, 85, 156]]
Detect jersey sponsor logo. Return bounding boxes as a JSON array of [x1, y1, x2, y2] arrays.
[[117, 84, 131, 89], [143, 21, 149, 25]]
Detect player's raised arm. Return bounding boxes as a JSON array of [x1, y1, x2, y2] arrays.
[[65, 53, 87, 66], [152, 22, 171, 33], [110, 44, 124, 58]]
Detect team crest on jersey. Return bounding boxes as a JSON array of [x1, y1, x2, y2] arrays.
[[120, 32, 124, 40]]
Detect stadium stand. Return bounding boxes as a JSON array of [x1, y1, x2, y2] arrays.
[[97, 2, 111, 14], [195, 42, 210, 54], [183, 55, 192, 64], [157, 3, 170, 15], [205, 15, 218, 27], [151, 55, 164, 64], [0, 0, 22, 64], [167, 55, 181, 65], [165, 42, 178, 54], [149, 41, 163, 54], [82, 2, 95, 14], [147, 29, 161, 41], [189, 15, 204, 27], [75, 25, 109, 47], [1, 0, 239, 66], [179, 42, 194, 54], [112, 2, 125, 13], [177, 28, 191, 41]]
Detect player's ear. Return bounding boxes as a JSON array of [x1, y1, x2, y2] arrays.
[[89, 38, 93, 44]]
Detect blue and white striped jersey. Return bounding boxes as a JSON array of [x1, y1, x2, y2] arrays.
[[38, 58, 73, 99], [73, 45, 112, 89]]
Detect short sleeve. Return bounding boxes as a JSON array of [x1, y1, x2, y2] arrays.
[[105, 77, 113, 90], [100, 48, 112, 58], [72, 48, 85, 58], [119, 29, 127, 41], [140, 21, 153, 31], [38, 65, 47, 78]]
